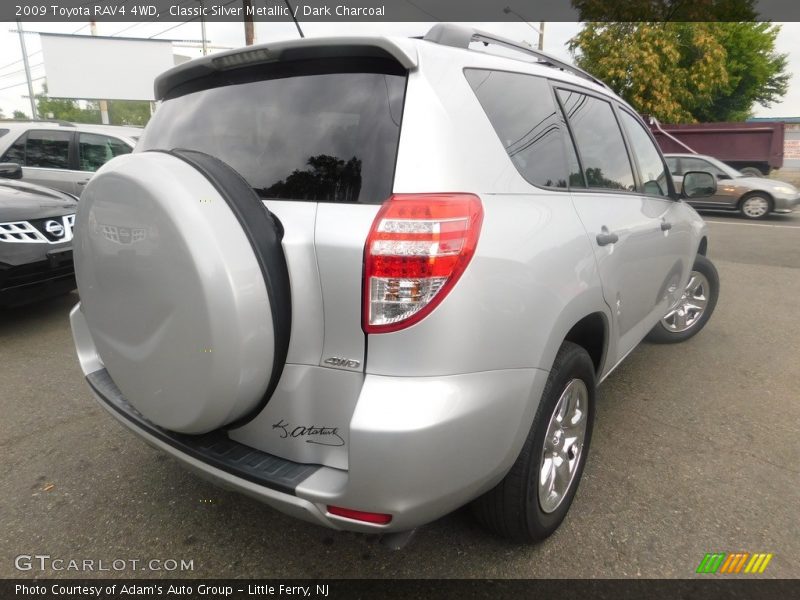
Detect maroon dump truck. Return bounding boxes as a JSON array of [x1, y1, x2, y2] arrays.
[[647, 118, 784, 177]]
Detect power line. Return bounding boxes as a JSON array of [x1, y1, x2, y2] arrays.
[[0, 63, 44, 80], [0, 50, 42, 74], [403, 0, 441, 22], [0, 76, 45, 93], [148, 0, 238, 40], [111, 0, 197, 36]]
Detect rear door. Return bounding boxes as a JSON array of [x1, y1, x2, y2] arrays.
[[135, 60, 406, 467], [556, 87, 674, 363], [76, 132, 133, 195], [1, 129, 78, 195]]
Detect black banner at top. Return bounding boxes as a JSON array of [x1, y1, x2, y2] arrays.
[[5, 0, 800, 23]]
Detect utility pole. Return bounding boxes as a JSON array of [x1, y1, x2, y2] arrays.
[[16, 19, 38, 120], [503, 7, 544, 51], [198, 0, 208, 55], [89, 21, 110, 124], [243, 0, 255, 46]]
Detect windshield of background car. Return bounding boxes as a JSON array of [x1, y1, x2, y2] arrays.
[[138, 64, 406, 204]]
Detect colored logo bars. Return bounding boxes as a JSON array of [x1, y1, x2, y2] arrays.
[[697, 552, 774, 574]]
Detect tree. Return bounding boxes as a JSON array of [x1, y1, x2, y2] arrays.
[[572, 0, 757, 21], [692, 23, 789, 122], [12, 110, 28, 120], [36, 84, 100, 123], [569, 22, 788, 122], [107, 100, 151, 127]]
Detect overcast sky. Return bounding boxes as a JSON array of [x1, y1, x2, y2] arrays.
[[0, 20, 798, 119]]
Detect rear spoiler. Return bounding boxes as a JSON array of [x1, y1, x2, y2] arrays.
[[154, 37, 418, 100]]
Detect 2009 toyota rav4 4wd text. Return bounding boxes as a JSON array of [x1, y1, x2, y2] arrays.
[[70, 24, 720, 542]]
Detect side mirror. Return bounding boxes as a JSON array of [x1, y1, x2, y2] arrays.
[[0, 163, 23, 180], [681, 171, 716, 199]]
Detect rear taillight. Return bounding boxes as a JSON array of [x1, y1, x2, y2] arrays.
[[363, 193, 483, 333]]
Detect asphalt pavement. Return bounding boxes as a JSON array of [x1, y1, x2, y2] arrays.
[[1, 210, 798, 579]]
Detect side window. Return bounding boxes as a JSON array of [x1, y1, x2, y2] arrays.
[[619, 110, 670, 198], [78, 133, 132, 172], [0, 128, 9, 138], [1, 133, 26, 164], [24, 130, 71, 169], [556, 89, 636, 192], [665, 157, 680, 175], [465, 69, 579, 189], [681, 157, 726, 178]]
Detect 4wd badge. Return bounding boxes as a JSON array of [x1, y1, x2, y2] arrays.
[[323, 357, 360, 369]]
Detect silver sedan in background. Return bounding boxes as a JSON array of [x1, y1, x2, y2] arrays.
[[665, 153, 800, 219]]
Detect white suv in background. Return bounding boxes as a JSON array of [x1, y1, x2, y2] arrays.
[[0, 121, 140, 195]]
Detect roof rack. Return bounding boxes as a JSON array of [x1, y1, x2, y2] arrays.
[[422, 23, 610, 90], [0, 119, 76, 127]]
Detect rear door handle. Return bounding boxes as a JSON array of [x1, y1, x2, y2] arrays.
[[596, 231, 619, 246], [661, 221, 673, 231]]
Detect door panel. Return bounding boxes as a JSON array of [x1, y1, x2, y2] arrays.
[[571, 193, 675, 361]]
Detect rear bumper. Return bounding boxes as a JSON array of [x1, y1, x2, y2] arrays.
[[71, 303, 547, 532]]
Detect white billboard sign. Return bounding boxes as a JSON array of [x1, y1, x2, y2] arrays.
[[40, 34, 174, 101]]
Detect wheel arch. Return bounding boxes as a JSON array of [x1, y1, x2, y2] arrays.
[[697, 236, 708, 256], [563, 312, 609, 377]]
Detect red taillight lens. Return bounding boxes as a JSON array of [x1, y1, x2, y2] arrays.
[[327, 505, 393, 525], [363, 193, 483, 334]]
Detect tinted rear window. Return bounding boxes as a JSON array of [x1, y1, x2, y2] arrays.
[[139, 67, 406, 204]]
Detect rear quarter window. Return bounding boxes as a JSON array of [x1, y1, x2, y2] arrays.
[[465, 68, 580, 189]]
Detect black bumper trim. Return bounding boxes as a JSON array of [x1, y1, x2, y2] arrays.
[[86, 369, 320, 496]]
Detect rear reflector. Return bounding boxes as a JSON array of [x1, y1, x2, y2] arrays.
[[363, 193, 483, 333], [327, 505, 393, 525]]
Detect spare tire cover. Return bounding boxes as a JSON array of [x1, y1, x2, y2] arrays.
[[75, 150, 290, 434]]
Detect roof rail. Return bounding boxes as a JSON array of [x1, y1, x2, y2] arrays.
[[422, 23, 610, 90], [0, 119, 76, 127]]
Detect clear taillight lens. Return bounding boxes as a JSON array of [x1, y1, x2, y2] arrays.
[[363, 193, 483, 333]]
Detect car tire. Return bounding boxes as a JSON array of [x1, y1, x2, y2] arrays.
[[471, 341, 595, 542], [646, 254, 719, 344], [739, 166, 764, 178], [739, 193, 772, 219]]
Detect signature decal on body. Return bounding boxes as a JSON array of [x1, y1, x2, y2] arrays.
[[272, 419, 345, 447]]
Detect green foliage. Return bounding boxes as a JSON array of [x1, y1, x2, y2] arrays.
[[569, 22, 788, 123], [692, 23, 790, 121], [106, 101, 151, 127], [34, 83, 151, 126], [572, 0, 757, 21], [36, 84, 101, 123], [12, 110, 28, 119]]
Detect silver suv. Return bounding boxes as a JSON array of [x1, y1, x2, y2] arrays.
[[70, 25, 720, 542]]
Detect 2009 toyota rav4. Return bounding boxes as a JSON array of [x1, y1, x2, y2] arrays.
[[70, 24, 720, 542]]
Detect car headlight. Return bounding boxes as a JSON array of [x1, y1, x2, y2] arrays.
[[773, 185, 796, 195]]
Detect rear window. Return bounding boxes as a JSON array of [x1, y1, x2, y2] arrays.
[[0, 128, 8, 138], [139, 65, 406, 204]]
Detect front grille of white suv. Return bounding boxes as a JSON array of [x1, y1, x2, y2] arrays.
[[0, 214, 75, 244]]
